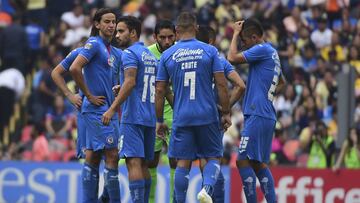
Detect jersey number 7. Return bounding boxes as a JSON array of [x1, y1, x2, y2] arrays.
[[184, 71, 196, 100]]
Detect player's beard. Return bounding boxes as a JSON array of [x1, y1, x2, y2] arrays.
[[159, 43, 173, 52], [119, 37, 131, 48]]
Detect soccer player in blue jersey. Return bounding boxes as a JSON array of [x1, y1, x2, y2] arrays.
[[102, 16, 158, 203], [196, 25, 245, 203], [227, 19, 285, 203], [52, 45, 121, 202], [156, 12, 232, 203], [69, 8, 121, 203]]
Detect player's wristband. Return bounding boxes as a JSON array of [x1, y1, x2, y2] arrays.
[[157, 118, 164, 123]]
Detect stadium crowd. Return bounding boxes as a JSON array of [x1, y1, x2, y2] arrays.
[[0, 0, 359, 170]]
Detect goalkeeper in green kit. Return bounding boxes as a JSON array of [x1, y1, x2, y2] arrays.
[[147, 19, 177, 203]]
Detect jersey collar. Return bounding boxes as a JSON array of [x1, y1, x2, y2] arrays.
[[179, 38, 196, 42], [97, 35, 111, 47], [156, 43, 163, 53], [132, 41, 144, 46]]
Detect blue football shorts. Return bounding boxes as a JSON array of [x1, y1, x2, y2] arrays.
[[238, 115, 276, 164]]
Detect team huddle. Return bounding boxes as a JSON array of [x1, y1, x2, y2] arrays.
[[51, 7, 284, 203]]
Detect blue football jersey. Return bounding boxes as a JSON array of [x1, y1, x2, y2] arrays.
[[242, 42, 281, 120], [157, 38, 223, 126], [79, 36, 122, 118], [120, 42, 157, 127]]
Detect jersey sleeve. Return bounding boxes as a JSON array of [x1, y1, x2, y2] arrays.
[[212, 48, 223, 73], [79, 38, 99, 62], [156, 55, 169, 81], [122, 49, 138, 70], [60, 48, 81, 71], [242, 44, 267, 63], [221, 57, 235, 77]]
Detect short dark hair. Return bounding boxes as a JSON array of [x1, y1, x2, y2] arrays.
[[118, 16, 142, 38], [196, 25, 216, 44], [241, 18, 264, 38], [90, 8, 116, 36], [176, 12, 197, 30], [154, 20, 175, 35]]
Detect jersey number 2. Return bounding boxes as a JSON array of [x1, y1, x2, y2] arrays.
[[268, 52, 281, 101], [142, 74, 155, 103]]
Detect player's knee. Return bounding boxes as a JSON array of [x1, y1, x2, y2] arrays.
[[199, 159, 207, 173], [250, 161, 268, 173], [177, 160, 192, 169], [147, 152, 160, 168], [85, 151, 102, 166], [104, 149, 119, 167], [147, 160, 158, 168], [236, 159, 251, 168], [169, 158, 177, 169], [126, 157, 142, 170]]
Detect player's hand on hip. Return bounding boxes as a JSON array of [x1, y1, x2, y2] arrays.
[[233, 21, 244, 35], [88, 95, 106, 106], [112, 85, 121, 97], [221, 114, 232, 131], [69, 93, 82, 110], [102, 108, 115, 126], [156, 122, 168, 140]]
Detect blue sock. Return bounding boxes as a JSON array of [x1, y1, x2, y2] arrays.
[[129, 179, 145, 203], [82, 163, 99, 203], [256, 168, 276, 203], [212, 170, 224, 203], [238, 166, 257, 203], [172, 189, 177, 203], [174, 167, 190, 203], [104, 167, 121, 203], [144, 178, 151, 203], [99, 186, 109, 203], [202, 159, 220, 196]]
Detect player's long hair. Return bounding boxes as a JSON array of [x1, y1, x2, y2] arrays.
[[90, 8, 116, 37]]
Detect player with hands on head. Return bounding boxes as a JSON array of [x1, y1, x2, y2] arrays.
[[227, 18, 286, 203]]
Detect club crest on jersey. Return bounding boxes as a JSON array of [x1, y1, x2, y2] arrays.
[[106, 136, 114, 144], [108, 55, 115, 67], [84, 43, 92, 50]]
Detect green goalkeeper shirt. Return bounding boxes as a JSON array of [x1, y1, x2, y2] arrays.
[[148, 43, 173, 123]]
